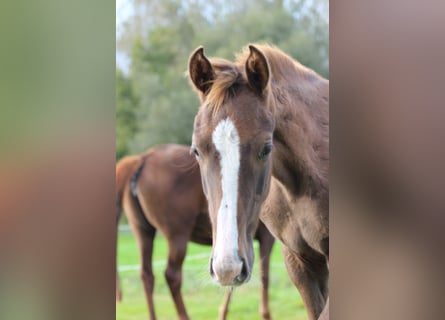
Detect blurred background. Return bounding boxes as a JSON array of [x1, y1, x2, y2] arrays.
[[116, 0, 328, 159]]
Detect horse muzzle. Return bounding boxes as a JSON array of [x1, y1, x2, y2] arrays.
[[210, 256, 249, 286]]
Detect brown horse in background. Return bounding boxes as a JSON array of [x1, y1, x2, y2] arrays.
[[116, 144, 276, 320], [188, 44, 329, 320]]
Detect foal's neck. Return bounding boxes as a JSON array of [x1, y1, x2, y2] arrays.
[[269, 83, 329, 201]]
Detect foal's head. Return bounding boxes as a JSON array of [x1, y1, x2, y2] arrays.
[[188, 45, 275, 286]]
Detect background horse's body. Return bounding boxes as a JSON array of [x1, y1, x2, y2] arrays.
[[116, 144, 275, 320], [189, 44, 329, 320]]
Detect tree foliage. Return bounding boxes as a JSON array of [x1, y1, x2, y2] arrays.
[[116, 68, 139, 159], [116, 0, 328, 159]]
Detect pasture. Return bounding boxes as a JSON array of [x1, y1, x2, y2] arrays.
[[116, 227, 306, 320]]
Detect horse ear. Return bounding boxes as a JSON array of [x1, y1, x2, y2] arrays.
[[245, 45, 270, 95], [188, 46, 215, 96]]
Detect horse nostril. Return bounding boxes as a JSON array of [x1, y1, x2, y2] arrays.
[[235, 259, 249, 284], [209, 258, 215, 277], [240, 259, 248, 279]]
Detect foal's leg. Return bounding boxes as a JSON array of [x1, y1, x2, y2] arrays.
[[165, 237, 190, 320], [218, 287, 233, 320], [281, 246, 328, 320], [257, 228, 275, 320], [131, 222, 157, 320], [318, 297, 329, 320]]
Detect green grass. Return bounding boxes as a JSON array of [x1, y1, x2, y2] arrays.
[[116, 229, 306, 320]]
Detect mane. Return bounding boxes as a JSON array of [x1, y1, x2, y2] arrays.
[[235, 44, 320, 83], [204, 44, 324, 115]]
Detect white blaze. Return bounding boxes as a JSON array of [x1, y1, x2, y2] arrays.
[[212, 118, 241, 264]]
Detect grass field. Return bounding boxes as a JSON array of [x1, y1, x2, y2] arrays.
[[116, 228, 306, 320]]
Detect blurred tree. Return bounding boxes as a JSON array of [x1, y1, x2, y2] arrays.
[[116, 69, 138, 160], [116, 0, 328, 157]]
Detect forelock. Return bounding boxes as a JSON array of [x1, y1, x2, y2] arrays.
[[204, 58, 245, 115]]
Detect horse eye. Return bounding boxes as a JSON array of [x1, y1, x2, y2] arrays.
[[258, 144, 273, 160], [191, 146, 200, 159]]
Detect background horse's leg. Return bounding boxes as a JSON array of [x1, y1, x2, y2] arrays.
[[258, 225, 275, 320], [116, 273, 122, 302], [116, 202, 123, 302], [218, 287, 233, 320], [281, 246, 328, 320], [165, 237, 190, 320], [131, 222, 157, 320]]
